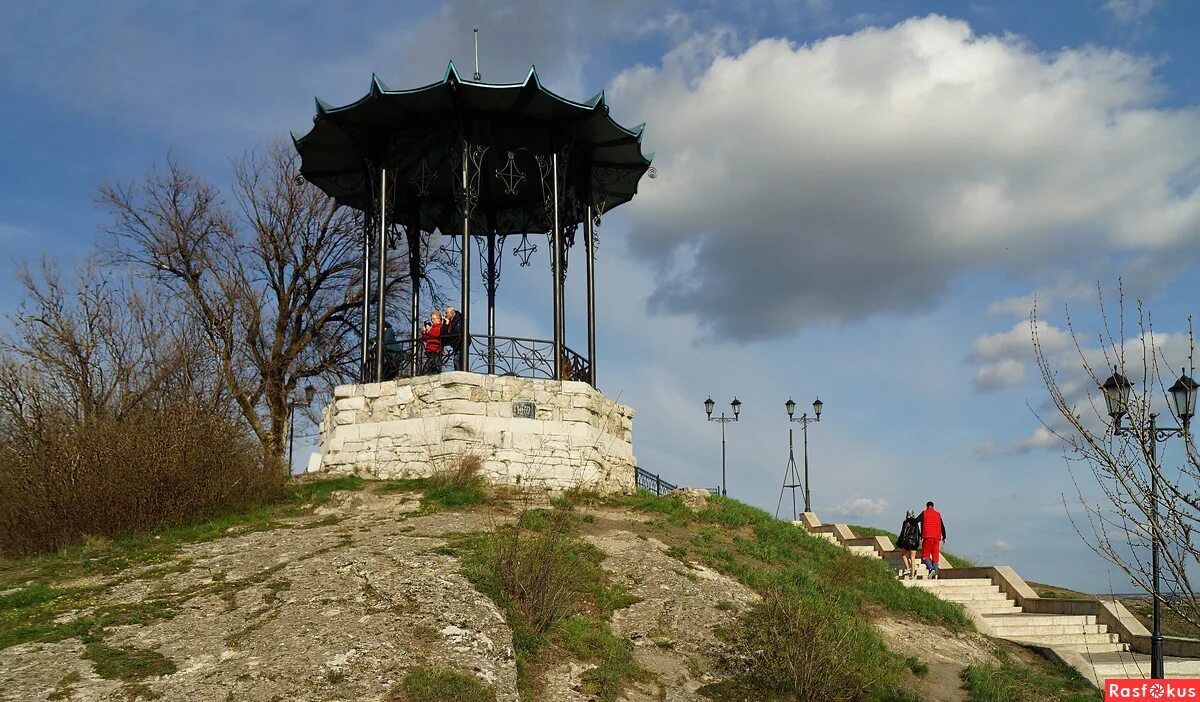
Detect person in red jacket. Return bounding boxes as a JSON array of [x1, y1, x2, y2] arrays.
[[421, 311, 444, 375], [915, 501, 947, 578]]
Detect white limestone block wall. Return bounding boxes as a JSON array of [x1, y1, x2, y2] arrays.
[[311, 372, 637, 494]]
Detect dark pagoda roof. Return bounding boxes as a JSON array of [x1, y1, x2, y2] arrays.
[[292, 63, 653, 234]]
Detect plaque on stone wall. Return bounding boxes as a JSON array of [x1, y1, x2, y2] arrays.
[[512, 400, 536, 419]]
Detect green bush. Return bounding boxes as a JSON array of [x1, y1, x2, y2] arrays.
[[729, 588, 903, 701]]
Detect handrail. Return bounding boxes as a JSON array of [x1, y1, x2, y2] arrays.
[[366, 334, 591, 385]]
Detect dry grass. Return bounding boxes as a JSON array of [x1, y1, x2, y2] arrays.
[[0, 403, 275, 557]]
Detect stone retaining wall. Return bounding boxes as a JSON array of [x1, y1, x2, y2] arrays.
[[310, 372, 637, 494]]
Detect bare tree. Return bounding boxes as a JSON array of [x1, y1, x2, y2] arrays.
[[0, 260, 206, 431], [1033, 287, 1199, 626], [100, 142, 450, 470]]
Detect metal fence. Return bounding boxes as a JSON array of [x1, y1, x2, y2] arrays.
[[635, 466, 677, 496], [635, 467, 720, 497]]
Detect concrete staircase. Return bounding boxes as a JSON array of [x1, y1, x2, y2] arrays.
[[790, 510, 1192, 686], [905, 579, 1129, 653]]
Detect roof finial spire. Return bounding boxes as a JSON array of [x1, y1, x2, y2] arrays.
[[473, 28, 482, 81]]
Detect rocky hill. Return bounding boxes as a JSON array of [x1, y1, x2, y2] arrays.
[[0, 480, 1095, 701]]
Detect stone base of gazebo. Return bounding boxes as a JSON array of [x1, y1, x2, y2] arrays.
[[309, 372, 637, 494]]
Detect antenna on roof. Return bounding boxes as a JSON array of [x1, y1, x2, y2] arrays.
[[473, 28, 482, 81]]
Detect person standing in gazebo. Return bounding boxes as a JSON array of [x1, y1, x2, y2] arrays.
[[442, 306, 462, 371], [422, 311, 444, 375]]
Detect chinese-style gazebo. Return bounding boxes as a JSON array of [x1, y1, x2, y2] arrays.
[[293, 62, 654, 386], [298, 64, 652, 494]]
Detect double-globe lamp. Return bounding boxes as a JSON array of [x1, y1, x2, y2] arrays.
[[1098, 366, 1196, 680], [704, 397, 741, 497], [785, 397, 823, 514]]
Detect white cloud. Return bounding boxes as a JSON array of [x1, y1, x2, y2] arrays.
[[974, 358, 1026, 392], [969, 320, 1073, 392], [611, 15, 1200, 338], [1103, 0, 1160, 23], [993, 539, 1015, 552], [973, 320, 1071, 361], [830, 497, 888, 518], [1016, 425, 1065, 453]]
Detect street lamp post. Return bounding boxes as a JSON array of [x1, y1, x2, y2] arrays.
[[704, 397, 741, 497], [1099, 367, 1196, 680], [288, 384, 318, 474], [785, 397, 823, 514]]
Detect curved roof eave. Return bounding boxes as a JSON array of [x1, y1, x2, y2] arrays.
[[294, 64, 650, 162]]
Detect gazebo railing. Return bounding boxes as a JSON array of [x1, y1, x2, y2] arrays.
[[368, 335, 591, 384]]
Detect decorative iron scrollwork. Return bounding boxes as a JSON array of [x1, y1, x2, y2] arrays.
[[409, 159, 437, 197], [495, 151, 526, 195], [478, 234, 507, 294], [451, 143, 490, 220], [513, 233, 537, 267]]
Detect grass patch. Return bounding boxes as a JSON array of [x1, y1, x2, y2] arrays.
[[610, 494, 970, 630], [82, 642, 176, 681], [451, 504, 646, 700], [387, 666, 497, 702], [961, 651, 1099, 702], [905, 656, 929, 677], [703, 588, 904, 701]]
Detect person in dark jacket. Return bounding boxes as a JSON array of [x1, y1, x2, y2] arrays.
[[381, 321, 403, 379], [441, 306, 462, 371], [896, 510, 921, 579], [916, 501, 947, 578]]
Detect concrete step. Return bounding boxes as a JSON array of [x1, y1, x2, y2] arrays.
[[847, 545, 880, 558], [907, 578, 995, 589], [1015, 632, 1121, 646], [968, 603, 1024, 614], [810, 532, 839, 543], [916, 584, 1002, 596], [1083, 652, 1200, 679], [1057, 642, 1131, 654], [932, 592, 1012, 603], [987, 623, 1107, 636], [988, 624, 1099, 633], [982, 613, 1097, 627]]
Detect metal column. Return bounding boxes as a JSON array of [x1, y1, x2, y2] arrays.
[[487, 230, 496, 375], [460, 141, 472, 374], [360, 209, 372, 383], [1150, 413, 1164, 679], [551, 152, 563, 380], [585, 205, 596, 387], [373, 167, 388, 382], [407, 214, 420, 378]]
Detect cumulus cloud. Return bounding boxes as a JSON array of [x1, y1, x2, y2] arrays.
[[969, 320, 1072, 392], [612, 15, 1200, 339], [830, 496, 888, 517], [974, 359, 1026, 392]]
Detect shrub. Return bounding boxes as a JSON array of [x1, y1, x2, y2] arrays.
[[425, 453, 488, 507], [0, 403, 275, 557], [723, 588, 902, 701]]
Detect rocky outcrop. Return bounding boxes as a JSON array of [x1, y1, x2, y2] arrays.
[[0, 492, 755, 701]]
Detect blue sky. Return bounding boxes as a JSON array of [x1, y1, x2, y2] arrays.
[[3, 0, 1200, 592]]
